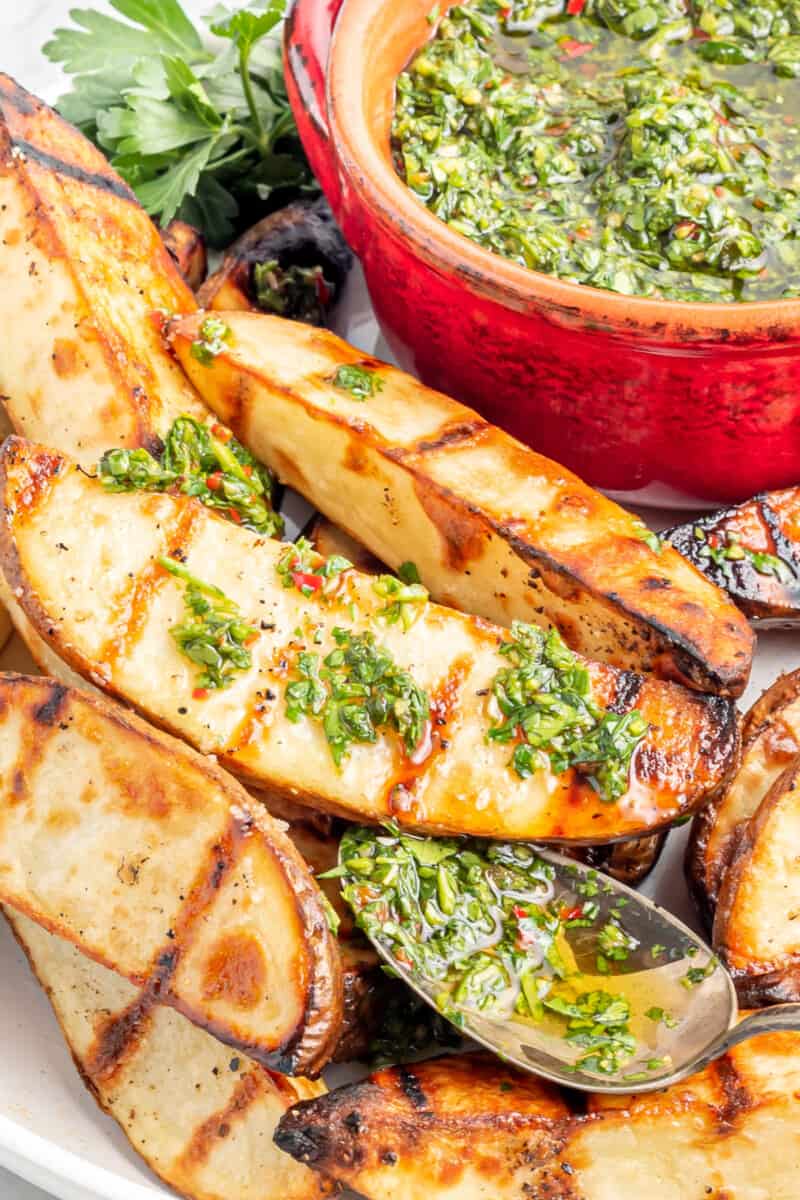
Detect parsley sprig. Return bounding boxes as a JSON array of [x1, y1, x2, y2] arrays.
[[99, 414, 283, 537], [160, 556, 258, 689], [43, 0, 317, 244], [487, 622, 648, 803], [285, 628, 430, 766]]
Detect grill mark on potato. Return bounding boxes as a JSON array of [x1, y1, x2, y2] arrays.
[[396, 1066, 429, 1110], [96, 503, 202, 669], [84, 988, 155, 1084], [0, 76, 35, 116], [406, 418, 488, 457], [9, 137, 137, 203], [408, 477, 488, 570], [32, 682, 68, 726], [175, 1067, 267, 1170], [713, 1057, 754, 1134]]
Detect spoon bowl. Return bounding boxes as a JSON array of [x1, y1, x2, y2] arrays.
[[336, 831, 762, 1093]]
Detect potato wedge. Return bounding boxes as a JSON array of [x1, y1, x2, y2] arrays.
[[308, 518, 667, 884], [275, 1045, 800, 1199], [163, 219, 208, 291], [167, 311, 753, 697], [0, 74, 204, 466], [0, 438, 738, 844], [0, 671, 342, 1075], [6, 909, 331, 1200], [667, 488, 800, 625], [714, 757, 800, 1005], [686, 669, 800, 927], [197, 199, 352, 323]]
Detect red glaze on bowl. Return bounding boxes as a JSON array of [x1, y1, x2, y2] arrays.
[[284, 0, 800, 504]]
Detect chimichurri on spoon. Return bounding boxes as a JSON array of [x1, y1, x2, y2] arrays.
[[333, 825, 748, 1092]]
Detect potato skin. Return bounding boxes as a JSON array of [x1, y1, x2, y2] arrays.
[[667, 488, 800, 625], [686, 669, 800, 930]]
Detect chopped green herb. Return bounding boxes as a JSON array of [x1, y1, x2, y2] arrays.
[[253, 260, 333, 324], [681, 956, 720, 989], [319, 892, 341, 937], [159, 556, 257, 690], [633, 523, 663, 555], [332, 364, 385, 400], [285, 627, 430, 766], [372, 573, 430, 630], [650, 943, 667, 960], [646, 1006, 679, 1028], [486, 622, 648, 802], [276, 536, 352, 596], [98, 415, 283, 537], [190, 316, 232, 365]]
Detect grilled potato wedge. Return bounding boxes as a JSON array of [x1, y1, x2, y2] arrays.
[[0, 438, 738, 843], [163, 219, 208, 291], [167, 311, 753, 697], [714, 757, 800, 1005], [686, 670, 800, 927], [275, 1044, 800, 1200], [0, 672, 342, 1075], [6, 910, 331, 1200], [668, 489, 800, 625], [198, 199, 352, 323], [0, 74, 204, 466], [308, 517, 667, 884]]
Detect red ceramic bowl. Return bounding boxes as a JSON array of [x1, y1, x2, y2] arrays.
[[285, 0, 800, 504]]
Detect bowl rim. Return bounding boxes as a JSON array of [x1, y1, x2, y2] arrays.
[[326, 0, 800, 337]]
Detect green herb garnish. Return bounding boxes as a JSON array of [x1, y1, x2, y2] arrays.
[[633, 523, 663, 555], [285, 627, 430, 766], [160, 556, 257, 690], [191, 316, 232, 365], [253, 260, 332, 323], [331, 364, 385, 400], [43, 0, 317, 244], [372, 572, 429, 630], [276, 537, 352, 596], [681, 956, 719, 989], [645, 1006, 679, 1028], [693, 527, 795, 583], [487, 622, 648, 802], [99, 415, 283, 537]]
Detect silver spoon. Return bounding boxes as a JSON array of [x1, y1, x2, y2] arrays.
[[340, 838, 800, 1094]]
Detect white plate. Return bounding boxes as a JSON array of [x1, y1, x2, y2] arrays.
[[2, 5, 800, 1199]]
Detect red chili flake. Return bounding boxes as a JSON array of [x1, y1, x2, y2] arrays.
[[243, 631, 259, 647], [192, 687, 209, 701], [714, 185, 726, 198], [243, 464, 253, 478], [784, 115, 795, 126], [395, 949, 412, 967], [547, 119, 572, 136], [292, 570, 323, 593], [692, 26, 710, 39], [212, 423, 232, 442], [206, 471, 223, 491], [513, 905, 529, 920], [315, 274, 331, 305], [674, 219, 700, 240], [561, 905, 583, 921], [560, 38, 594, 58], [227, 508, 242, 524], [566, 0, 586, 12]]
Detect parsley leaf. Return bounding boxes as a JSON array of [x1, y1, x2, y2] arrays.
[[43, 0, 317, 244]]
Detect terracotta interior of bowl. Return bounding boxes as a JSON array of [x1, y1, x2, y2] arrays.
[[329, 0, 800, 337]]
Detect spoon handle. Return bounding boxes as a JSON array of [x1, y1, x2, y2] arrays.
[[690, 1003, 800, 1075]]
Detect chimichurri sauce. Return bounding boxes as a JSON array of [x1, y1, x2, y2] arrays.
[[336, 826, 718, 1080], [393, 0, 800, 301]]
